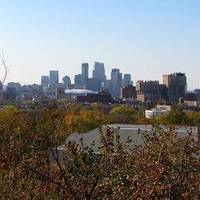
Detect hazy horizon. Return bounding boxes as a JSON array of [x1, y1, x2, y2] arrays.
[[0, 0, 200, 90]]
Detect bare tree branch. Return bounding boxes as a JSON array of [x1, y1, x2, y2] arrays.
[[0, 52, 8, 84]]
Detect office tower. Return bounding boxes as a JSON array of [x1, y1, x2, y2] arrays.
[[49, 70, 59, 90], [87, 78, 101, 91], [121, 85, 136, 100], [92, 62, 106, 82], [159, 84, 168, 102], [123, 74, 132, 86], [104, 79, 112, 92], [63, 76, 71, 89], [41, 76, 49, 92], [136, 80, 161, 103], [82, 63, 89, 87], [163, 73, 187, 103], [74, 74, 84, 89], [111, 68, 122, 98]]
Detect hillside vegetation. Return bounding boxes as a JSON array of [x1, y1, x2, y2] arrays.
[[0, 104, 199, 199]]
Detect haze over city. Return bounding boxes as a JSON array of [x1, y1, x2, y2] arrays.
[[0, 0, 200, 89]]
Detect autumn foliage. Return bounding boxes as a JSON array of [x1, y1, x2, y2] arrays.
[[0, 104, 199, 199]]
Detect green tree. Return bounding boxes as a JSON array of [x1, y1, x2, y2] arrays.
[[161, 107, 187, 125], [109, 105, 137, 124]]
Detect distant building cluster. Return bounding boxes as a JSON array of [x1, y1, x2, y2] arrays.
[[1, 62, 200, 108]]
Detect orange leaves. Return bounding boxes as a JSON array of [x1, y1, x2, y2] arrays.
[[0, 104, 200, 199]]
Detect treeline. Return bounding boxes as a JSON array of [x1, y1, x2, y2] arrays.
[[1, 104, 200, 136], [153, 107, 200, 126]]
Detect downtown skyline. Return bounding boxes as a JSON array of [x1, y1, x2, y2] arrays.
[[4, 62, 189, 104], [3, 61, 199, 91], [0, 0, 200, 89]]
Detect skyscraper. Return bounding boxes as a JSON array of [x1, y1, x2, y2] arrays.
[[63, 76, 71, 89], [136, 80, 160, 103], [41, 76, 49, 92], [123, 74, 132, 86], [111, 68, 122, 98], [82, 63, 89, 88], [92, 62, 106, 82], [163, 72, 187, 103], [74, 74, 84, 89], [87, 78, 101, 91], [49, 70, 59, 90]]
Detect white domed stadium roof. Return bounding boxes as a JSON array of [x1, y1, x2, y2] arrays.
[[65, 89, 97, 95]]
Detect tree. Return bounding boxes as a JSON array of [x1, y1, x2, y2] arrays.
[[161, 107, 187, 125], [1, 105, 199, 200], [109, 105, 138, 124], [0, 52, 8, 87]]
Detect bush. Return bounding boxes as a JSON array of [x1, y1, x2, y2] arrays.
[[109, 105, 137, 124]]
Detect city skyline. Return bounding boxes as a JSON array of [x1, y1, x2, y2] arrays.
[[0, 0, 200, 89], [3, 62, 197, 92], [3, 64, 193, 105]]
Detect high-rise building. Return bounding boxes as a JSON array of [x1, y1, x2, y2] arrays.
[[82, 63, 89, 87], [49, 70, 59, 90], [41, 76, 49, 92], [74, 74, 84, 89], [92, 62, 106, 82], [87, 78, 102, 91], [104, 79, 112, 92], [163, 73, 187, 103], [111, 68, 122, 98], [136, 80, 161, 103], [63, 76, 71, 89], [123, 74, 132, 86], [159, 84, 168, 102]]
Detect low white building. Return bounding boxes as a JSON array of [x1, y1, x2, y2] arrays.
[[145, 106, 171, 119]]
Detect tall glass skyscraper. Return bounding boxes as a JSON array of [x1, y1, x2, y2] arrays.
[[41, 75, 49, 92], [124, 74, 132, 86], [92, 62, 106, 82], [49, 70, 59, 90], [82, 63, 89, 88], [111, 68, 122, 98], [63, 75, 71, 89]]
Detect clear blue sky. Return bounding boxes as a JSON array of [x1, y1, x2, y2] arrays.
[[0, 0, 200, 89]]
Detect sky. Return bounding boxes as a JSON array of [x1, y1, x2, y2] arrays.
[[0, 0, 200, 89]]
